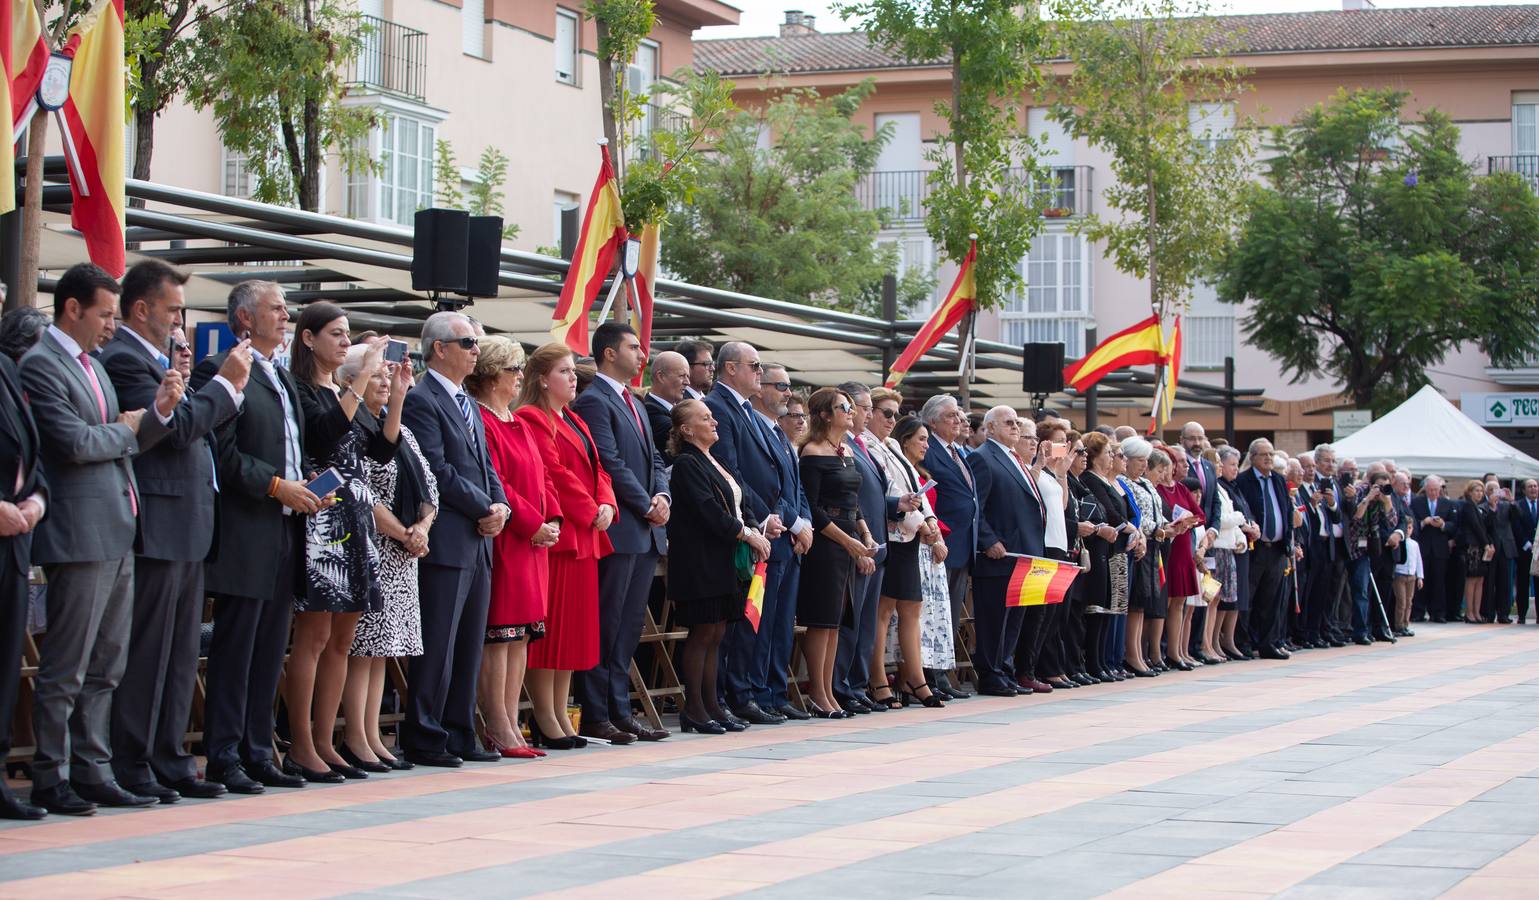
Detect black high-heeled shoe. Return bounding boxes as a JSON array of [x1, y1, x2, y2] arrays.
[[282, 755, 345, 784], [338, 743, 390, 774], [528, 718, 582, 750], [679, 713, 726, 734], [900, 681, 944, 708], [867, 685, 904, 710], [807, 702, 848, 719]]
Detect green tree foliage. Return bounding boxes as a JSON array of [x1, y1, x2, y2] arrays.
[[434, 139, 463, 209], [185, 0, 376, 211], [1215, 88, 1539, 411], [433, 141, 521, 239], [125, 1, 200, 188], [663, 81, 934, 317], [619, 70, 735, 232], [1049, 0, 1253, 320], [584, 0, 656, 180]]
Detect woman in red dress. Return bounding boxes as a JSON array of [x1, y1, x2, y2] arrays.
[[468, 337, 561, 760], [1154, 447, 1207, 671], [514, 343, 615, 750]]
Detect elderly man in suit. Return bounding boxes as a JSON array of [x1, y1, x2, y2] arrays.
[[1484, 478, 1521, 623], [704, 342, 790, 725], [920, 393, 977, 699], [967, 406, 1047, 696], [102, 260, 248, 804], [0, 339, 47, 820], [1410, 475, 1455, 623], [194, 281, 317, 794], [21, 263, 177, 816], [1237, 438, 1295, 659], [572, 322, 671, 743], [644, 350, 689, 464], [401, 311, 510, 766]]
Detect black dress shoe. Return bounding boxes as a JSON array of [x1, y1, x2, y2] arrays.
[[678, 713, 726, 734], [384, 756, 415, 771], [977, 683, 1018, 697], [721, 710, 752, 729], [210, 765, 265, 795], [1071, 672, 1097, 686], [837, 696, 870, 715], [1353, 636, 1372, 645], [1259, 647, 1292, 660], [1328, 638, 1347, 647], [1431, 615, 1447, 623], [777, 703, 812, 720], [731, 701, 784, 725], [282, 756, 345, 784], [1372, 632, 1397, 643], [246, 760, 305, 788], [338, 744, 391, 774], [328, 762, 369, 779], [72, 779, 159, 808], [579, 721, 638, 745], [454, 746, 503, 762], [404, 749, 464, 767], [31, 783, 95, 816], [165, 777, 227, 799], [1498, 616, 1513, 624], [0, 786, 46, 820], [616, 717, 670, 741], [123, 781, 181, 804]]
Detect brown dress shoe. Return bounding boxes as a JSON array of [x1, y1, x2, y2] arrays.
[[615, 717, 669, 741], [578, 720, 637, 745]]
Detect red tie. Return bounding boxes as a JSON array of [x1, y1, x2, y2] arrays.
[[622, 387, 645, 439]]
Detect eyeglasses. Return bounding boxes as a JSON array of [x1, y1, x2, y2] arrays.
[[780, 412, 808, 421], [833, 402, 852, 413], [440, 336, 477, 350], [1073, 448, 1087, 455], [171, 341, 190, 353], [767, 381, 791, 392], [690, 360, 715, 371], [876, 407, 897, 420], [855, 404, 873, 413]]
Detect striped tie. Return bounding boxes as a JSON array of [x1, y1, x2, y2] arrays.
[[455, 391, 478, 450]]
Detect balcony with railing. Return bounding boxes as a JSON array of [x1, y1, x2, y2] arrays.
[[1489, 155, 1539, 192], [347, 16, 427, 102], [856, 165, 1094, 224]]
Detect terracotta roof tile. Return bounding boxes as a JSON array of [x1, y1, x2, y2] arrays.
[[695, 5, 1539, 76]]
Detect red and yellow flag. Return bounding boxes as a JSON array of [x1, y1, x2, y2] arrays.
[[551, 144, 627, 354], [1005, 554, 1079, 607], [628, 222, 660, 387], [58, 0, 125, 276], [1062, 314, 1165, 392], [885, 239, 976, 389], [1147, 316, 1183, 435], [2, 0, 49, 214], [744, 559, 767, 632]]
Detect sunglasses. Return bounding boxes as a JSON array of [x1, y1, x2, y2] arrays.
[[834, 402, 852, 413], [876, 407, 897, 420], [171, 341, 190, 353], [767, 381, 791, 392], [733, 360, 764, 372], [502, 365, 523, 375], [440, 336, 477, 350]]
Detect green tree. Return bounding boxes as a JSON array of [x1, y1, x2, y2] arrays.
[[584, 0, 655, 183], [1215, 88, 1539, 411], [434, 139, 463, 209], [1049, 0, 1253, 323], [125, 0, 201, 192], [837, 0, 1051, 399], [185, 0, 376, 210], [664, 81, 934, 318]]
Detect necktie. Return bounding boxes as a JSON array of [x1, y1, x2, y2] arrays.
[[743, 399, 772, 457], [155, 352, 170, 370], [950, 444, 973, 489], [455, 391, 478, 450], [1261, 474, 1277, 541], [1012, 450, 1043, 506], [78, 352, 108, 422], [851, 432, 875, 467], [1193, 456, 1206, 492], [623, 388, 645, 440]]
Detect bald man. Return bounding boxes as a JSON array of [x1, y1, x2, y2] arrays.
[[644, 351, 689, 463]]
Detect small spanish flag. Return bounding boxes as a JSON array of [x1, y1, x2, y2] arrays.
[[744, 560, 767, 632], [551, 143, 627, 354], [1062, 314, 1166, 393], [885, 238, 976, 389], [58, 0, 126, 277], [1006, 554, 1079, 607]]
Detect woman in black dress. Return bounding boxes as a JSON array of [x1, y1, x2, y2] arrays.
[[286, 304, 407, 782], [1078, 432, 1132, 681], [1457, 480, 1495, 623], [798, 388, 878, 719], [666, 399, 771, 734]]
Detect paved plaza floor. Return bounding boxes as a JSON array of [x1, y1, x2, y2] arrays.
[[3, 621, 1539, 898]]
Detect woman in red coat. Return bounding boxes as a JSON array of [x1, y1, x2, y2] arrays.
[[514, 343, 615, 751], [467, 337, 561, 760]]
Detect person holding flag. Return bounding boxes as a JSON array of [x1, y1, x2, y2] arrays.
[[663, 398, 769, 735]]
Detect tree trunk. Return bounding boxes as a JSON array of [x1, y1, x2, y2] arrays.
[[14, 111, 50, 310], [300, 96, 320, 212], [595, 18, 621, 179], [130, 102, 155, 209]]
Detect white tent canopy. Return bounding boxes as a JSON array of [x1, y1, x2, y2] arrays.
[[1331, 385, 1539, 480]]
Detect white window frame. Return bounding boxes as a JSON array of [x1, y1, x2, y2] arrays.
[[878, 232, 934, 318], [555, 8, 580, 86], [1182, 281, 1235, 370], [1188, 101, 1235, 153], [222, 145, 255, 199], [1000, 231, 1091, 357], [347, 111, 438, 226], [1515, 92, 1538, 157], [462, 0, 486, 58]]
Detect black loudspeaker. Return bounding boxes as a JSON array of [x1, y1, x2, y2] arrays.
[[412, 208, 469, 294], [1022, 342, 1066, 393], [465, 216, 503, 298]]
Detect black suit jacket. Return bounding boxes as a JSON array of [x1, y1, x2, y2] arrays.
[[0, 355, 45, 571], [1517, 496, 1539, 555], [1489, 500, 1520, 558], [571, 377, 668, 555], [194, 351, 309, 600], [968, 440, 1045, 577], [101, 330, 238, 561], [665, 444, 753, 605], [1187, 455, 1221, 532], [1410, 494, 1455, 559], [1237, 468, 1292, 548], [643, 393, 675, 464], [402, 372, 507, 570]]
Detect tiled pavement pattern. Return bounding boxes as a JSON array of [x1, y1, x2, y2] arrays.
[[3, 623, 1539, 898]]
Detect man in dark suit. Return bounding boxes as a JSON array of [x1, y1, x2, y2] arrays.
[[400, 311, 510, 765], [703, 343, 790, 724], [1179, 422, 1221, 535], [644, 350, 689, 464], [1484, 478, 1521, 623], [1391, 472, 1419, 542], [572, 322, 670, 743], [968, 406, 1047, 696], [1516, 479, 1539, 623], [194, 281, 318, 794], [102, 261, 247, 804], [676, 339, 714, 401], [1236, 438, 1294, 659], [753, 367, 812, 720], [21, 263, 176, 816], [1410, 476, 1456, 623], [0, 348, 47, 820], [1298, 471, 1340, 648], [921, 394, 978, 698]]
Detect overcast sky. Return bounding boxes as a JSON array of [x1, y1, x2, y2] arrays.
[[698, 0, 1539, 39]]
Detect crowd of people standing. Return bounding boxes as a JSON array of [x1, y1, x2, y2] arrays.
[[0, 261, 1532, 822]]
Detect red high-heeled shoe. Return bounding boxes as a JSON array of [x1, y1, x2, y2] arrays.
[[484, 734, 543, 760]]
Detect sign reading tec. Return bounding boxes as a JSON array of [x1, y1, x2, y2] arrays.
[[1460, 393, 1539, 427]]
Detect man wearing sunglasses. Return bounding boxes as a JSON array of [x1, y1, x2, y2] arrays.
[[705, 342, 792, 725]]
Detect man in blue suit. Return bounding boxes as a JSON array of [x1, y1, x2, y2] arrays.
[[572, 322, 671, 743], [704, 342, 789, 725], [968, 406, 1046, 696], [402, 311, 510, 767], [920, 394, 977, 698], [762, 390, 813, 719]]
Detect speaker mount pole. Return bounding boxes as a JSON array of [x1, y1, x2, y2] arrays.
[[1083, 326, 1098, 431]]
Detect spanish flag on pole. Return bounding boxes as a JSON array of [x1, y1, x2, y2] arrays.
[[1062, 314, 1165, 392], [628, 221, 660, 387], [743, 559, 767, 632], [58, 0, 125, 277], [885, 238, 976, 389], [1160, 315, 1182, 425], [1005, 553, 1079, 607], [551, 143, 627, 354], [2, 0, 50, 214]]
